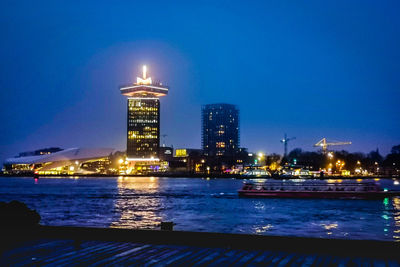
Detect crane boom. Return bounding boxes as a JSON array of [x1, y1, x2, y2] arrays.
[[325, 141, 352, 146], [314, 138, 351, 154]]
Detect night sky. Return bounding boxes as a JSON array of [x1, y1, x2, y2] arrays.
[[1, 1, 399, 164]]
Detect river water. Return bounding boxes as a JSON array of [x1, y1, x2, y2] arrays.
[[0, 176, 399, 241]]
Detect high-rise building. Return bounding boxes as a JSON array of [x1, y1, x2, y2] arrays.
[[202, 103, 239, 157], [120, 66, 168, 161]]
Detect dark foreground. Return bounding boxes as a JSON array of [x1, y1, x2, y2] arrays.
[[1, 226, 399, 266]]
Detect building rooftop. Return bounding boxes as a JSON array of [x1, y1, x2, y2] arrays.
[[4, 147, 115, 165], [120, 65, 168, 97]]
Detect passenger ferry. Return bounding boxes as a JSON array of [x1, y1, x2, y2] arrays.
[[238, 180, 400, 199]]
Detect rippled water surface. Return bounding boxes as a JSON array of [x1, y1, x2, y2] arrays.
[[1, 176, 399, 241]]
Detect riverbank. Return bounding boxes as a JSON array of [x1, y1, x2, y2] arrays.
[[0, 172, 398, 179]]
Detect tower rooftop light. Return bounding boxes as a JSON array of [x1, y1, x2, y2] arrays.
[[120, 65, 168, 97]]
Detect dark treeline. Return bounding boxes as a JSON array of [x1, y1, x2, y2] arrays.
[[282, 145, 400, 175]]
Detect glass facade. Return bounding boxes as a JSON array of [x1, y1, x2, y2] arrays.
[[202, 103, 239, 156], [127, 99, 160, 158]]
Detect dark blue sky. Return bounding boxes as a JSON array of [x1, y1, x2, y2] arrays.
[[1, 0, 399, 163]]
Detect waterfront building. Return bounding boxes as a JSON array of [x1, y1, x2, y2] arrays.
[[202, 103, 239, 157], [158, 146, 174, 162], [3, 148, 114, 175], [119, 66, 169, 162]]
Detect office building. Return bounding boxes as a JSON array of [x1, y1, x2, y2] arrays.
[[202, 103, 239, 156], [120, 66, 168, 161]]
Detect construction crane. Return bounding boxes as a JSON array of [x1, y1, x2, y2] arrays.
[[280, 133, 296, 157], [161, 134, 167, 147], [314, 138, 351, 154]]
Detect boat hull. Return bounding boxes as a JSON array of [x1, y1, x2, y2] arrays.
[[238, 190, 400, 199]]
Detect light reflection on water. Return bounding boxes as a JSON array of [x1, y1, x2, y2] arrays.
[[0, 177, 399, 241], [393, 197, 400, 241], [111, 177, 162, 229]]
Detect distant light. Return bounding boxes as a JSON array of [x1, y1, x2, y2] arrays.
[[75, 161, 79, 165], [118, 159, 124, 164], [69, 166, 74, 171], [258, 152, 264, 158], [383, 198, 389, 206], [394, 181, 399, 185], [143, 65, 147, 79], [384, 188, 388, 192]]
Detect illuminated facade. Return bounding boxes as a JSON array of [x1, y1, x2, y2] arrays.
[[3, 148, 114, 175], [202, 103, 239, 157], [120, 66, 168, 161]]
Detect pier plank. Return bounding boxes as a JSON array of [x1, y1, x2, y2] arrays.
[[75, 242, 135, 265], [245, 251, 275, 266], [99, 244, 153, 265], [6, 240, 84, 266], [233, 250, 263, 266], [146, 246, 188, 265], [160, 247, 201, 266], [90, 243, 147, 266], [122, 245, 171, 265], [38, 241, 116, 265], [1, 239, 71, 265], [170, 247, 213, 266], [276, 253, 298, 266], [1, 237, 399, 266]]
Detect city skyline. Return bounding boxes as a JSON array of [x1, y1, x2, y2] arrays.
[[1, 1, 400, 164]]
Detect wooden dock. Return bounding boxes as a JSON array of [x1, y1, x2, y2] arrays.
[[1, 226, 399, 266]]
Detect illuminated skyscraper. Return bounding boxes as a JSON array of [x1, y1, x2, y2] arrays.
[[202, 103, 239, 157], [120, 66, 168, 161]]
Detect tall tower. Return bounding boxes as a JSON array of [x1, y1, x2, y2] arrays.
[[120, 66, 169, 161], [202, 103, 239, 157]]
